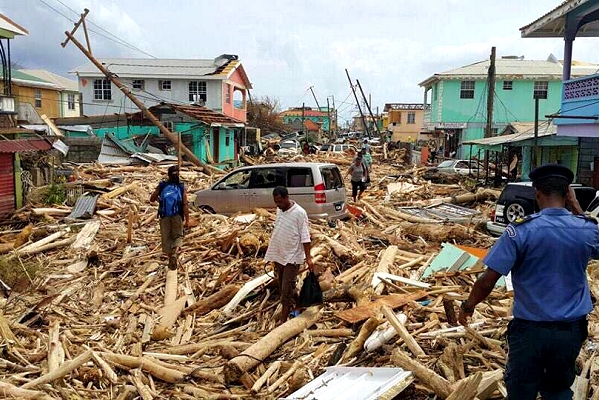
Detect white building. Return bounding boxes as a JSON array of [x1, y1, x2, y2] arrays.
[[70, 54, 251, 122]]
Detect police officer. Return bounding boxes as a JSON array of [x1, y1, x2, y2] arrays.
[[458, 164, 599, 399]]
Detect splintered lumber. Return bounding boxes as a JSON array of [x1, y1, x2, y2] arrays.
[[224, 306, 322, 383], [0, 380, 52, 400], [267, 360, 301, 394], [101, 183, 137, 200], [391, 348, 453, 399], [381, 305, 425, 356], [341, 316, 381, 363], [335, 291, 427, 324], [164, 269, 178, 306], [447, 372, 483, 400], [15, 236, 75, 257], [101, 353, 185, 383], [183, 285, 239, 315], [15, 230, 68, 255], [21, 349, 93, 389], [47, 321, 62, 373], [222, 274, 273, 316], [306, 329, 354, 337], [121, 271, 157, 312], [374, 246, 398, 295], [251, 360, 281, 394], [157, 297, 187, 330], [476, 369, 503, 400], [71, 220, 101, 252]]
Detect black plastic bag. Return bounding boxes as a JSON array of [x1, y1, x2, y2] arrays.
[[298, 271, 323, 307]]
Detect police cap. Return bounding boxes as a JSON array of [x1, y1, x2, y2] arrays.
[[529, 163, 574, 185]]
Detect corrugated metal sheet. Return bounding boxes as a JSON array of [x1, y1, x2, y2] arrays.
[[66, 195, 99, 220], [0, 153, 15, 217], [0, 139, 52, 154], [98, 137, 132, 165], [399, 203, 479, 223]]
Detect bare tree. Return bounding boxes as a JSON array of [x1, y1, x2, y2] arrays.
[[247, 96, 288, 134]]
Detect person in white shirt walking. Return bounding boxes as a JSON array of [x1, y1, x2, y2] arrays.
[[264, 186, 314, 323]]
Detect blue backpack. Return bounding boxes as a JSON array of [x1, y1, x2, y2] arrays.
[[159, 182, 183, 218]]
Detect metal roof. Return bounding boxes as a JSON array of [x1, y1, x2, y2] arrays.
[[1, 68, 59, 89], [419, 56, 599, 86], [70, 55, 240, 79], [383, 103, 427, 112], [0, 139, 52, 153], [0, 13, 28, 37], [19, 69, 78, 91], [521, 0, 599, 38], [463, 125, 556, 146]]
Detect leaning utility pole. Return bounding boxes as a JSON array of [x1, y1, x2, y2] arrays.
[[62, 9, 220, 175], [485, 47, 496, 139], [301, 102, 305, 134], [308, 86, 321, 110], [345, 69, 369, 137], [326, 97, 331, 138], [356, 79, 381, 137]]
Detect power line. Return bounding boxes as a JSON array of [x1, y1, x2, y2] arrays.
[[38, 0, 156, 58]]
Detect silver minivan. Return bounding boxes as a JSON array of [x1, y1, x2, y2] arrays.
[[194, 162, 348, 219]]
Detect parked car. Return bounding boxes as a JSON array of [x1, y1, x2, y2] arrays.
[[320, 143, 332, 152], [277, 140, 300, 156], [194, 163, 348, 220], [486, 182, 599, 236], [435, 159, 484, 175], [327, 144, 357, 154]]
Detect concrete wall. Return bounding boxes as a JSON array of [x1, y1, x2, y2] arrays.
[[222, 68, 248, 122], [79, 77, 223, 116], [62, 137, 102, 163]]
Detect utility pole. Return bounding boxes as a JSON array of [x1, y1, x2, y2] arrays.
[[533, 96, 540, 168], [301, 102, 305, 135], [61, 9, 219, 174], [331, 95, 337, 136], [485, 46, 496, 139], [356, 79, 381, 137], [308, 86, 321, 110], [326, 97, 331, 139], [345, 69, 369, 137]]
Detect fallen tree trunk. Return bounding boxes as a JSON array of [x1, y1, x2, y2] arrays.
[[374, 246, 398, 295], [0, 380, 52, 399], [183, 285, 239, 315], [224, 306, 321, 383], [391, 348, 453, 398], [340, 316, 381, 363], [101, 352, 186, 383]]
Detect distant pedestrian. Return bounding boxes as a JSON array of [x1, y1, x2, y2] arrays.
[[346, 155, 369, 202], [150, 166, 190, 269], [264, 186, 314, 323], [362, 139, 371, 153], [361, 148, 372, 171], [302, 142, 311, 156]]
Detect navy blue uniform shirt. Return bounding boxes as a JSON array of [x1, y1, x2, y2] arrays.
[[484, 208, 599, 322]]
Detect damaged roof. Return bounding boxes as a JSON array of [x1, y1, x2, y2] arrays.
[[0, 138, 53, 153], [520, 0, 599, 38], [131, 103, 245, 127]]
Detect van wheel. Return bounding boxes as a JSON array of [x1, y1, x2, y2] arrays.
[[504, 200, 531, 223], [199, 206, 215, 214]]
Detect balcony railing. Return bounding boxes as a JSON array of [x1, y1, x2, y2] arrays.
[[556, 73, 599, 126]]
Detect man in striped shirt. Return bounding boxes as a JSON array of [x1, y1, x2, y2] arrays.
[[265, 186, 314, 323]]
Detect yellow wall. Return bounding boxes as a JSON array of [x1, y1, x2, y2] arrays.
[[13, 85, 61, 118], [386, 109, 424, 142]]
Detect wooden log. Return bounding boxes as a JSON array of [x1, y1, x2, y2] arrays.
[[121, 271, 157, 312], [71, 220, 101, 252], [443, 299, 458, 326], [15, 230, 67, 254], [183, 285, 239, 315], [222, 274, 273, 316], [381, 305, 425, 356], [391, 348, 453, 399], [374, 246, 398, 295], [306, 329, 354, 337], [251, 360, 281, 394], [157, 297, 187, 330], [86, 346, 118, 384], [316, 235, 365, 264], [21, 349, 93, 389], [267, 361, 301, 394], [16, 236, 75, 257], [0, 380, 52, 399], [447, 372, 482, 400], [224, 306, 321, 383], [340, 316, 381, 363], [127, 208, 134, 243], [101, 352, 185, 383], [47, 320, 62, 373]]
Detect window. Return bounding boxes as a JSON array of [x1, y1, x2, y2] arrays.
[[503, 81, 513, 90], [225, 83, 231, 104], [218, 170, 251, 190], [534, 81, 548, 99], [455, 161, 469, 169], [34, 89, 42, 108], [159, 80, 171, 91], [249, 168, 285, 189], [93, 79, 112, 100], [460, 80, 475, 99], [189, 81, 207, 102], [287, 168, 314, 188], [225, 134, 230, 146], [320, 166, 344, 189], [67, 94, 76, 110], [407, 112, 416, 124], [132, 80, 145, 90]]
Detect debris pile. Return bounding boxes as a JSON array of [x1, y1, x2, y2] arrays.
[[0, 160, 596, 399]]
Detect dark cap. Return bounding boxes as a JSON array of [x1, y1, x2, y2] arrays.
[[529, 164, 574, 185]]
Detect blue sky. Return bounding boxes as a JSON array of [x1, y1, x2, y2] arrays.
[[4, 0, 599, 123]]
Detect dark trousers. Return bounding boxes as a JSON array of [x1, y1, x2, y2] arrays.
[[505, 318, 588, 400], [274, 263, 299, 308]]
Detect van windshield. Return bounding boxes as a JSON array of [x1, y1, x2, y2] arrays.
[[320, 166, 344, 189]]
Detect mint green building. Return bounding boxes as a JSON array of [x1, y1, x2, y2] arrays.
[[419, 56, 598, 165]]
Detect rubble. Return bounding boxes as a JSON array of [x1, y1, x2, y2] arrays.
[[0, 153, 597, 399]]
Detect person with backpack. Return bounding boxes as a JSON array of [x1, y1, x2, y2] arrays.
[[150, 166, 190, 269]]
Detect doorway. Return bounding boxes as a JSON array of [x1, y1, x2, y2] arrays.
[[212, 128, 220, 163]]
